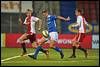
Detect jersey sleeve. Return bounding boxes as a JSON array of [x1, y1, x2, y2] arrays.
[[72, 16, 81, 27], [32, 16, 40, 22], [84, 18, 88, 26], [52, 15, 57, 20], [77, 16, 81, 25], [23, 17, 27, 24], [73, 16, 81, 27]]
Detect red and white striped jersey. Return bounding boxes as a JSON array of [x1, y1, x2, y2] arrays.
[[73, 15, 88, 33], [24, 16, 39, 34]]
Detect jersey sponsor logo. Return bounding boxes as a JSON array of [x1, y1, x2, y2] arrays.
[[92, 35, 99, 49]]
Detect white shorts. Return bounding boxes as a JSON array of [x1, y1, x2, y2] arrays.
[[45, 32, 58, 42]]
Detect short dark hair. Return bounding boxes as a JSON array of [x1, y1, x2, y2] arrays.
[[76, 8, 82, 14], [42, 9, 48, 13]]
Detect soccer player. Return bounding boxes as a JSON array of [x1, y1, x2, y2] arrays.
[[28, 9, 70, 59], [69, 9, 88, 58], [17, 9, 48, 56]]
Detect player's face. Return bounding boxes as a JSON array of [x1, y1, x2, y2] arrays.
[[42, 12, 48, 18], [26, 11, 32, 17], [75, 10, 80, 16], [75, 10, 79, 16]]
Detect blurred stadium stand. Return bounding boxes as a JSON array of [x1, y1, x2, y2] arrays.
[[1, 1, 99, 34]]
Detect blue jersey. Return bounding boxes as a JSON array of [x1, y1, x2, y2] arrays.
[[47, 15, 57, 33]]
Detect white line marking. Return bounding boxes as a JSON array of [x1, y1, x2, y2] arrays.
[[1, 55, 20, 62], [1, 52, 43, 62], [1, 53, 33, 62]]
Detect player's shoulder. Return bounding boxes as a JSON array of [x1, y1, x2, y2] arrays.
[[25, 17, 28, 20], [77, 15, 82, 18], [77, 16, 83, 20], [31, 16, 37, 18], [48, 15, 56, 17], [51, 15, 56, 17], [49, 15, 57, 18], [31, 16, 39, 19]]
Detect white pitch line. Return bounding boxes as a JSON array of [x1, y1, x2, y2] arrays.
[[1, 52, 43, 62], [1, 53, 34, 62], [1, 55, 20, 62]]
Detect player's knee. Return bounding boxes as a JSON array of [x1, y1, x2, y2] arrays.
[[24, 39, 31, 44], [50, 44, 54, 48], [50, 41, 56, 48], [17, 39, 22, 44], [17, 38, 26, 44], [72, 41, 75, 44], [37, 42, 42, 46], [72, 41, 76, 46], [50, 46, 54, 48], [72, 41, 79, 47]]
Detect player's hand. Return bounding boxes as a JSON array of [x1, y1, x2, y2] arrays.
[[38, 28, 41, 31], [66, 16, 71, 21], [19, 18, 21, 22], [19, 18, 22, 23], [19, 18, 23, 25]]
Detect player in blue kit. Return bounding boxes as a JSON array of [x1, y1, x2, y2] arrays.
[[28, 10, 70, 59]]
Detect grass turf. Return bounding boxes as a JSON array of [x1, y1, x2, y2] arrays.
[[1, 48, 99, 66]]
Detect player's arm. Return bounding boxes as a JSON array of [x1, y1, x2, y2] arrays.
[[19, 17, 30, 25], [23, 18, 30, 25], [72, 16, 81, 27], [33, 17, 42, 31], [19, 17, 23, 25], [37, 19, 42, 31], [72, 23, 80, 27], [57, 16, 70, 21], [84, 18, 89, 26]]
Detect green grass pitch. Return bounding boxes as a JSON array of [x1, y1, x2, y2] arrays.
[[1, 48, 99, 66]]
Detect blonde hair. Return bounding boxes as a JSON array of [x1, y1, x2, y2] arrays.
[[25, 9, 33, 14]]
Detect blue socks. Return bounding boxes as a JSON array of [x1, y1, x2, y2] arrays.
[[34, 46, 42, 58], [34, 46, 62, 58], [53, 46, 62, 53]]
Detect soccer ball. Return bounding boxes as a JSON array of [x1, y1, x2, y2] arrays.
[[42, 30, 49, 38]]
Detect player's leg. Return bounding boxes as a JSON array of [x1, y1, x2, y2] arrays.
[[77, 33, 87, 58], [17, 33, 28, 56], [78, 46, 87, 58], [31, 41, 48, 55], [50, 40, 64, 59], [49, 32, 64, 59], [28, 36, 48, 59], [35, 37, 49, 58], [69, 34, 79, 58], [69, 41, 77, 58], [69, 33, 87, 58], [28, 33, 49, 57], [69, 41, 87, 58]]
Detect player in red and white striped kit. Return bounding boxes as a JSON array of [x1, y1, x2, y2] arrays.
[[69, 9, 88, 58], [17, 9, 48, 56]]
